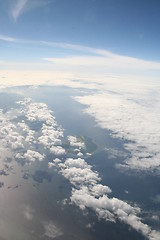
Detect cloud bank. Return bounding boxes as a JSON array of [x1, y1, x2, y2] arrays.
[[74, 77, 160, 173]]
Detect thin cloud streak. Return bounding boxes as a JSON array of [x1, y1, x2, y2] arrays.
[[1, 34, 160, 71], [10, 0, 51, 22], [43, 55, 160, 70], [0, 34, 17, 42], [11, 0, 28, 22]]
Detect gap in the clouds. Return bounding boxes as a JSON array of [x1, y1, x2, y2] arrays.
[[0, 91, 23, 113], [92, 218, 145, 240]]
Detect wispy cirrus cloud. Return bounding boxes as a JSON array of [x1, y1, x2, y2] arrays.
[[11, 0, 28, 22], [1, 33, 160, 72], [9, 0, 51, 22], [0, 34, 17, 42], [43, 55, 160, 70]]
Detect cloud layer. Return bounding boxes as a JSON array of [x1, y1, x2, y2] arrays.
[[74, 77, 160, 173]]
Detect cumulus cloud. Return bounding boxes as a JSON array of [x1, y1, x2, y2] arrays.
[[18, 98, 58, 123], [0, 109, 24, 153], [50, 146, 65, 156], [18, 121, 35, 144], [0, 97, 64, 167], [24, 149, 44, 162], [58, 158, 101, 186], [24, 101, 54, 122], [38, 124, 63, 149], [77, 152, 83, 157], [48, 158, 62, 168], [53, 157, 160, 239], [48, 162, 54, 168], [18, 98, 65, 155], [68, 136, 85, 149], [1, 123, 24, 149], [0, 100, 61, 166], [53, 158, 62, 164]]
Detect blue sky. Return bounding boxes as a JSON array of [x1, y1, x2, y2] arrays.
[[0, 0, 160, 80]]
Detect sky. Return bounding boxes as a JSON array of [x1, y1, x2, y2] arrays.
[[1, 0, 160, 66]]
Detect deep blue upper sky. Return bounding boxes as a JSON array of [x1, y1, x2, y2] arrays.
[[0, 0, 160, 61]]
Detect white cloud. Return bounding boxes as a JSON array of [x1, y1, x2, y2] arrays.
[[11, 0, 28, 22], [68, 136, 85, 149], [58, 158, 100, 186], [0, 33, 158, 72], [149, 231, 160, 240], [75, 81, 160, 173], [77, 152, 83, 157], [43, 221, 63, 239], [24, 149, 45, 162], [53, 157, 160, 239], [53, 158, 61, 164], [0, 34, 17, 42], [48, 162, 54, 168], [48, 158, 62, 168], [25, 102, 53, 122], [50, 146, 65, 156], [0, 110, 24, 151], [17, 98, 65, 159], [41, 40, 160, 72], [44, 54, 160, 70], [10, 0, 51, 22], [18, 99, 61, 129], [1, 33, 160, 74], [18, 121, 35, 144], [38, 124, 63, 149]]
